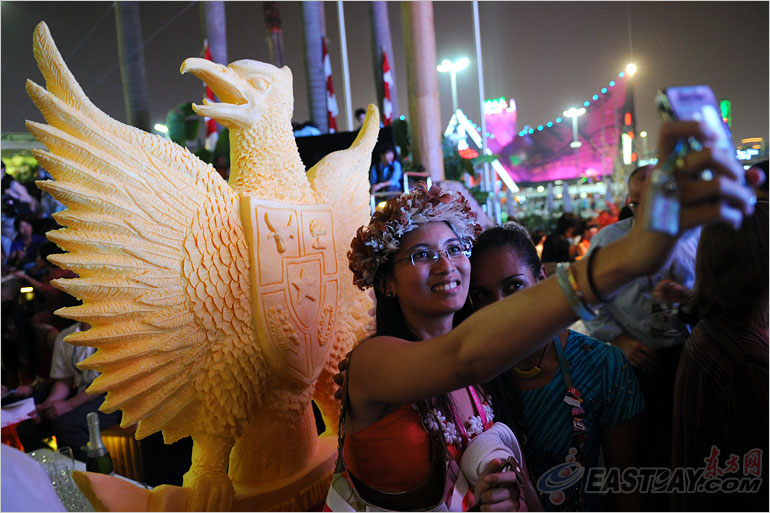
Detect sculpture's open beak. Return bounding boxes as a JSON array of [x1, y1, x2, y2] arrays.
[[180, 58, 247, 105]]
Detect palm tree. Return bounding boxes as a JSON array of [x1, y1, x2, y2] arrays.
[[114, 1, 150, 132], [369, 2, 398, 121], [200, 1, 228, 65], [263, 2, 285, 68], [300, 1, 328, 133]]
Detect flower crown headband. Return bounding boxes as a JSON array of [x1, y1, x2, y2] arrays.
[[348, 183, 482, 290]]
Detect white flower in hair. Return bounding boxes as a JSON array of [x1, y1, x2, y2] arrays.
[[348, 184, 481, 290]]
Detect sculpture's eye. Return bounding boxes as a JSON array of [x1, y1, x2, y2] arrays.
[[250, 77, 269, 91]]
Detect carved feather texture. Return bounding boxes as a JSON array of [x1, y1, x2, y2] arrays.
[[26, 22, 262, 443]]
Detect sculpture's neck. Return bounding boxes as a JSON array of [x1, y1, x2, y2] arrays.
[[228, 122, 317, 203]]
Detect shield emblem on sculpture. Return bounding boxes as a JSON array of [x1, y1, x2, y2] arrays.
[[241, 197, 339, 385]]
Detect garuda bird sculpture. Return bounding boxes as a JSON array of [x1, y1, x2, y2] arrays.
[[25, 22, 378, 511]]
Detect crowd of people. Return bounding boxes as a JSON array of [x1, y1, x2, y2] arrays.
[[1, 160, 121, 459], [3, 162, 69, 385], [2, 113, 767, 512]]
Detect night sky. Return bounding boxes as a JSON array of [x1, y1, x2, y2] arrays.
[[2, 1, 768, 153]]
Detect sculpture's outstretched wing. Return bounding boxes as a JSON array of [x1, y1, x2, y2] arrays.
[[306, 105, 379, 429], [26, 22, 266, 443]]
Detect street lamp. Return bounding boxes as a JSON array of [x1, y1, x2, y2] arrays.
[[563, 107, 586, 148], [625, 62, 638, 164], [640, 130, 648, 161], [437, 57, 470, 114], [562, 107, 587, 213]]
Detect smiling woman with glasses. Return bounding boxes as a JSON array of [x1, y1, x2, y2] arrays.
[[330, 118, 759, 511], [336, 184, 535, 511]]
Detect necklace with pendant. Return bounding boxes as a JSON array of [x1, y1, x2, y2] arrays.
[[510, 343, 548, 379]]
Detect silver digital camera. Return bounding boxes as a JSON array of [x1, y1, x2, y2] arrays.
[[643, 86, 738, 235]]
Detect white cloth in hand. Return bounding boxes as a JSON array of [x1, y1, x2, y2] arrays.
[[459, 421, 524, 487]]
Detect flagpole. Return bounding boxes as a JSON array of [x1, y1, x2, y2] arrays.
[[337, 1, 353, 131], [472, 1, 500, 225]]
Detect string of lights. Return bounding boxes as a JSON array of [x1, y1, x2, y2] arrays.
[[456, 69, 632, 142], [516, 70, 631, 137]]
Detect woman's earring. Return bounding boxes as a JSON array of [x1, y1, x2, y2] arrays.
[[386, 292, 394, 298]]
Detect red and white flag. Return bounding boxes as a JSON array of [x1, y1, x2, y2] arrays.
[[203, 39, 219, 150], [382, 50, 394, 126], [322, 37, 338, 133]]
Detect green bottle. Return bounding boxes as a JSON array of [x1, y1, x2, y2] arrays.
[[85, 412, 114, 475]]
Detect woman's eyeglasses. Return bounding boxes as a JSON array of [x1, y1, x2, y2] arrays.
[[393, 243, 472, 266]]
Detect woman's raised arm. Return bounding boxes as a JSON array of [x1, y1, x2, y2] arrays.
[[349, 120, 758, 407]]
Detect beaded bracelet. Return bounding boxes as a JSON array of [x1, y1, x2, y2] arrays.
[[565, 263, 598, 317], [555, 262, 599, 321], [586, 246, 608, 303]]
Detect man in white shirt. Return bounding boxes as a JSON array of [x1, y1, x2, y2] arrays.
[[584, 165, 699, 510], [16, 322, 121, 460]]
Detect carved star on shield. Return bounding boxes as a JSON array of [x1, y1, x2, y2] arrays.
[[291, 266, 318, 306]]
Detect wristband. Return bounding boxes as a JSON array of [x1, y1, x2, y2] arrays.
[[555, 262, 598, 321]]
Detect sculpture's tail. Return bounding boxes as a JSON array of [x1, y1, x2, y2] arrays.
[[306, 104, 379, 215], [345, 104, 380, 155]]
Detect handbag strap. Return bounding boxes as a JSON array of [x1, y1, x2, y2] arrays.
[[467, 385, 489, 428], [553, 332, 589, 508], [445, 385, 490, 450], [334, 352, 352, 473]]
